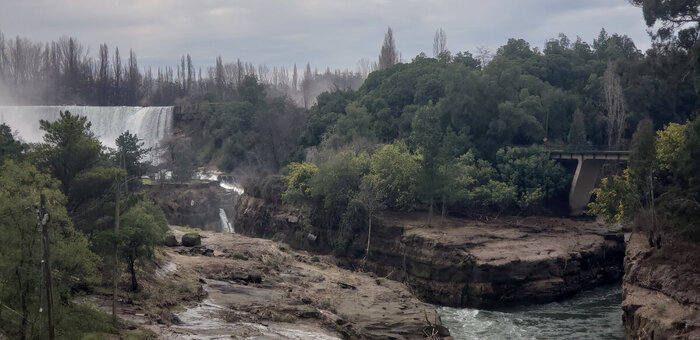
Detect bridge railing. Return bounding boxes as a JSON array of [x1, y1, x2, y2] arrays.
[[502, 144, 630, 153], [542, 144, 630, 153]]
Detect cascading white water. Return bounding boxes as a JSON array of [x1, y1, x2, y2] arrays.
[[219, 208, 234, 233], [0, 106, 173, 153]]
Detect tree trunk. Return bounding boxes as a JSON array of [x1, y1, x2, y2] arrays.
[[128, 257, 138, 291], [441, 194, 447, 221], [365, 212, 372, 259], [18, 269, 27, 340], [428, 196, 434, 226]]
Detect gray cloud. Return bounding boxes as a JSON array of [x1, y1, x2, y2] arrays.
[[0, 0, 651, 70]]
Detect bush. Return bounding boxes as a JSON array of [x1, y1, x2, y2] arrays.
[[332, 200, 367, 257], [245, 175, 285, 203], [280, 162, 318, 204]]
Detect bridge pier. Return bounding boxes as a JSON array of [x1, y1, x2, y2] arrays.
[[569, 157, 604, 215], [549, 149, 629, 216]]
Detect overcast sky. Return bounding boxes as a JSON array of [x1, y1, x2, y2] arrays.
[[0, 0, 651, 71]]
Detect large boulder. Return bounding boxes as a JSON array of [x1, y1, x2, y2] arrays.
[[182, 233, 202, 247], [164, 234, 179, 247]]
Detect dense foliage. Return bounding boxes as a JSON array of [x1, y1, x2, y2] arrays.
[[192, 76, 307, 173], [269, 26, 699, 253], [0, 111, 169, 337], [589, 117, 700, 242], [0, 161, 100, 338]]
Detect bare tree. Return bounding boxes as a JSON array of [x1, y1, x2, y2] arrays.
[[378, 27, 398, 70], [186, 54, 194, 94], [292, 63, 298, 91], [475, 46, 493, 67], [603, 61, 628, 147], [0, 32, 6, 83], [357, 58, 372, 78], [113, 47, 122, 104], [357, 175, 385, 262], [125, 49, 140, 105], [302, 62, 313, 109], [433, 28, 447, 58], [215, 56, 225, 100], [97, 43, 110, 104]]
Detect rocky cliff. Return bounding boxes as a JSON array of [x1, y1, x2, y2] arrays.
[[235, 194, 625, 308], [147, 182, 237, 231], [622, 233, 700, 339]]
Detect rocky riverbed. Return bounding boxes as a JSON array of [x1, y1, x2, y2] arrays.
[[236, 195, 626, 308], [112, 227, 451, 339]]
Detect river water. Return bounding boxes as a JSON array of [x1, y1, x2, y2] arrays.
[[437, 284, 624, 340]]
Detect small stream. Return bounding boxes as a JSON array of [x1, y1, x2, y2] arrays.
[[438, 284, 624, 340]]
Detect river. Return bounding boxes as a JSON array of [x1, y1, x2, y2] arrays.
[[437, 284, 624, 340]]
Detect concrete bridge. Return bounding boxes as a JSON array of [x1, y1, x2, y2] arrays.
[[548, 148, 629, 215]]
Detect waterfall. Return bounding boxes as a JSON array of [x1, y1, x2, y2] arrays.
[[0, 106, 173, 153], [219, 208, 234, 233]]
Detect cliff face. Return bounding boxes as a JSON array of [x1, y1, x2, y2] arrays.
[[622, 233, 700, 339], [147, 182, 237, 231], [235, 194, 625, 308]]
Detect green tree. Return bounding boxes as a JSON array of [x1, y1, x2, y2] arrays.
[[588, 170, 636, 223], [655, 122, 687, 173], [629, 0, 699, 45], [0, 161, 99, 339], [325, 103, 375, 148], [589, 117, 700, 241], [281, 162, 319, 204], [667, 116, 700, 240], [368, 142, 421, 210], [628, 119, 657, 213], [310, 151, 369, 211], [300, 90, 357, 147], [410, 104, 445, 221], [116, 197, 168, 291], [567, 108, 587, 147], [356, 174, 386, 260], [114, 131, 150, 192], [496, 146, 568, 207], [159, 134, 196, 183], [239, 75, 266, 106], [0, 123, 25, 162], [472, 180, 518, 214], [34, 111, 103, 194]]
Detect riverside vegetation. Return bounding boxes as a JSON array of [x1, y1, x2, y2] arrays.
[[0, 0, 699, 338]]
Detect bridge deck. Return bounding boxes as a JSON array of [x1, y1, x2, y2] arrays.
[[549, 150, 630, 161]]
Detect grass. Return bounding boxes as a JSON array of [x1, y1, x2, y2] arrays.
[[55, 304, 116, 339], [173, 226, 203, 233]]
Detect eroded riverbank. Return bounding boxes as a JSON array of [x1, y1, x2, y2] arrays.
[[236, 194, 626, 309], [622, 232, 700, 339]]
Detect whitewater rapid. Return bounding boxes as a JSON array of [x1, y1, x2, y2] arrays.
[[438, 284, 624, 339]]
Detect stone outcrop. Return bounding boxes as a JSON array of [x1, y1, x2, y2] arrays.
[[163, 234, 179, 247], [163, 227, 451, 339], [181, 233, 202, 247], [235, 194, 625, 308], [622, 233, 700, 339], [146, 182, 236, 231]]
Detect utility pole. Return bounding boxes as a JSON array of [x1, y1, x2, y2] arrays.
[[38, 194, 55, 340], [122, 151, 128, 195], [112, 177, 120, 326]]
